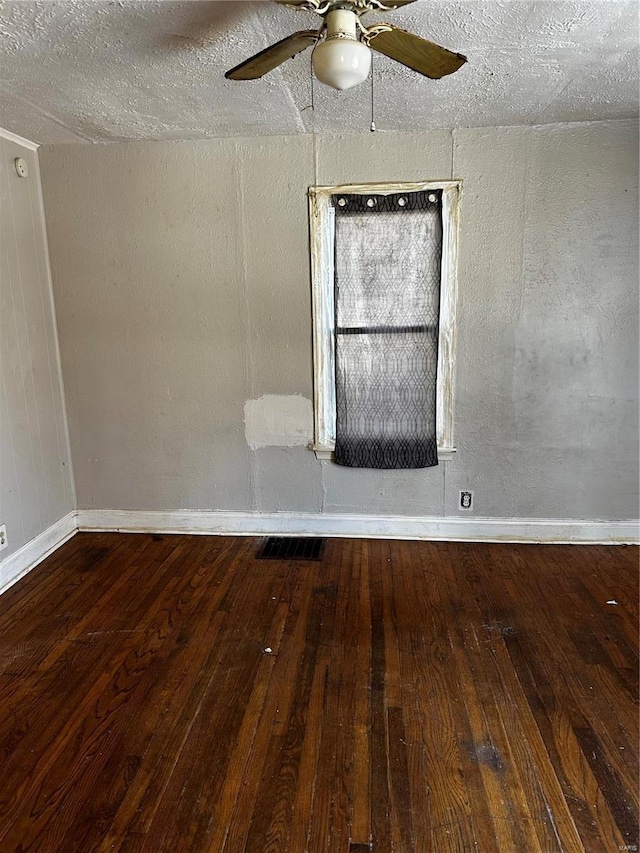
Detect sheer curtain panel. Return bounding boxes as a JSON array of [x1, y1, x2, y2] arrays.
[[332, 190, 442, 469]]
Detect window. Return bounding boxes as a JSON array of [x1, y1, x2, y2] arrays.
[[309, 181, 460, 464]]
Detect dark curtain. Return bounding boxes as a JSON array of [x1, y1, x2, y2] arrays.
[[332, 191, 442, 469]]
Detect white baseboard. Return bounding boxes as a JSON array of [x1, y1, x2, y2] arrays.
[[77, 509, 639, 545], [0, 512, 77, 596], [0, 510, 635, 597]]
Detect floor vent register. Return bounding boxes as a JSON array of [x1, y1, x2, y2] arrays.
[[256, 537, 325, 561]]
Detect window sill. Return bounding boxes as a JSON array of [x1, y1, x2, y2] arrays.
[[310, 445, 457, 462]]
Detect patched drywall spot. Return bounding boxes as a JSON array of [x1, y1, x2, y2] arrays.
[[245, 395, 313, 449]]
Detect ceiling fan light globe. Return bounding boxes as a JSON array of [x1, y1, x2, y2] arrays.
[[312, 38, 371, 90]]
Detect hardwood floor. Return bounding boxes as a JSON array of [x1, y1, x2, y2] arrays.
[[0, 533, 637, 852]]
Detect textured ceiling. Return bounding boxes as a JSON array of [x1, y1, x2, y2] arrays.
[[0, 0, 637, 144]]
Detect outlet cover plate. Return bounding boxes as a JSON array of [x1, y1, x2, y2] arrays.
[[0, 524, 7, 551], [459, 491, 474, 511]]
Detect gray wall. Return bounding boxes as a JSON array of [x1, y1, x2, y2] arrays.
[[0, 138, 74, 566], [39, 120, 639, 520]]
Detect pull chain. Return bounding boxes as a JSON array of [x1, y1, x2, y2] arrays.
[[370, 52, 376, 132], [310, 50, 315, 113]]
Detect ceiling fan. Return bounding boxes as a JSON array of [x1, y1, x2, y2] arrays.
[[225, 0, 467, 91]]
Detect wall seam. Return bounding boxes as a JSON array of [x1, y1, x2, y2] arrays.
[[233, 142, 259, 511], [1, 138, 44, 533], [34, 150, 77, 510], [28, 158, 67, 515], [443, 128, 457, 516], [0, 149, 27, 545], [0, 354, 26, 546]]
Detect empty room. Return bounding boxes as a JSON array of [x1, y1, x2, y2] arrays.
[[0, 0, 638, 850]]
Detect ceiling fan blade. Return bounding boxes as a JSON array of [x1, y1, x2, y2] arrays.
[[272, 0, 418, 6], [369, 25, 466, 79], [372, 0, 419, 6], [225, 30, 319, 80]]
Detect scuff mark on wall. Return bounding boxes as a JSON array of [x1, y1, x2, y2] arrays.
[[244, 395, 313, 449]]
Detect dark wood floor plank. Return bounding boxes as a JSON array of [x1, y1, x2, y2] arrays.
[[0, 535, 636, 852], [454, 543, 563, 853], [494, 544, 636, 850], [524, 548, 638, 790], [472, 545, 602, 852], [0, 533, 140, 682], [368, 538, 393, 853], [305, 536, 356, 853], [579, 545, 639, 621], [287, 548, 340, 852], [377, 545, 414, 853], [221, 559, 332, 853], [0, 531, 90, 624], [71, 536, 247, 853], [1, 535, 236, 851], [385, 543, 440, 850], [350, 539, 372, 848], [421, 541, 495, 852], [328, 540, 361, 853], [407, 544, 478, 853], [239, 564, 319, 852], [136, 541, 292, 853], [201, 602, 291, 853], [474, 621, 584, 851], [0, 536, 192, 827]]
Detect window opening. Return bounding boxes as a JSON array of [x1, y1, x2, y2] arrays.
[[309, 181, 460, 464]]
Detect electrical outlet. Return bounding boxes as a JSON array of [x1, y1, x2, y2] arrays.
[[14, 157, 28, 178], [459, 490, 474, 511], [0, 524, 7, 551]]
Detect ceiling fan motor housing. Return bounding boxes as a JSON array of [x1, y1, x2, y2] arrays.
[[324, 7, 360, 40], [312, 7, 371, 89]]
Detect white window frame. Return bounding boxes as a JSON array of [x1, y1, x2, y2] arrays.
[[308, 180, 460, 461]]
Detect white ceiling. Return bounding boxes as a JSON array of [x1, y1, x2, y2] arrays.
[[0, 0, 637, 144]]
